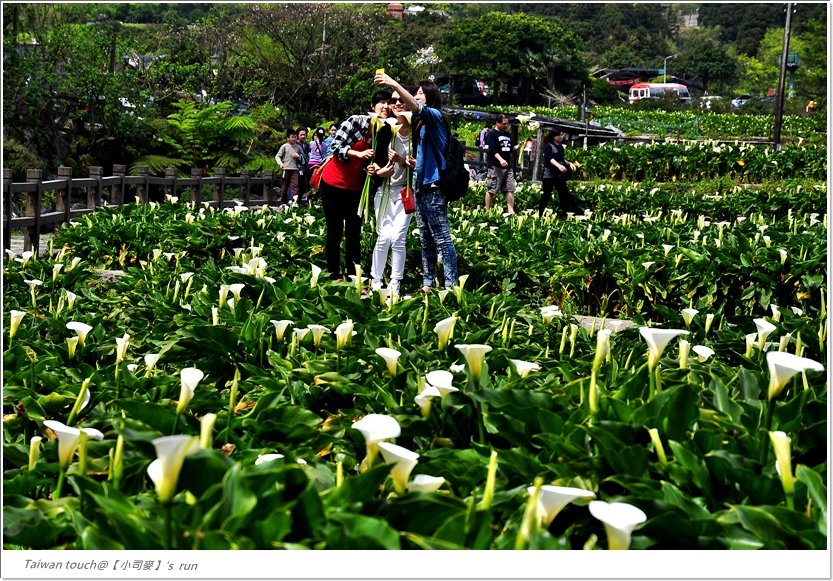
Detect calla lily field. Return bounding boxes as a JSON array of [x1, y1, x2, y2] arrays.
[[2, 133, 828, 552]]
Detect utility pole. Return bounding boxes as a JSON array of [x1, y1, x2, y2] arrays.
[[773, 2, 793, 150]]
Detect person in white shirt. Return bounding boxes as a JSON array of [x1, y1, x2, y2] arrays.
[[369, 88, 416, 297]]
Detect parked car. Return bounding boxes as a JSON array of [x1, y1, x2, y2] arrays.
[[435, 75, 492, 106], [731, 94, 751, 108], [700, 95, 723, 110]]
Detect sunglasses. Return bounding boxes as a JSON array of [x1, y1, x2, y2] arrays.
[[390, 97, 404, 105]]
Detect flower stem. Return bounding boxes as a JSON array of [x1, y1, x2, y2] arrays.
[[589, 370, 599, 416], [164, 503, 173, 550], [649, 366, 662, 399], [54, 469, 65, 500], [759, 399, 775, 466]]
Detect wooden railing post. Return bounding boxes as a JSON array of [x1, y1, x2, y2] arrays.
[[165, 167, 177, 200], [262, 170, 275, 204], [190, 168, 202, 206], [213, 167, 225, 209], [136, 165, 149, 204], [88, 166, 103, 208], [112, 164, 126, 206], [24, 169, 43, 254], [3, 169, 12, 252], [56, 166, 72, 224], [241, 169, 251, 205]]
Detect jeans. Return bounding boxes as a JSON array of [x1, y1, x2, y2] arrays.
[[415, 188, 458, 287], [320, 180, 362, 279]]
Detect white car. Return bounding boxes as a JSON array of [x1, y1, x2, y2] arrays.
[[731, 94, 751, 108]]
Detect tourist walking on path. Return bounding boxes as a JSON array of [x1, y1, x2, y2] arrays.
[[317, 90, 391, 280], [275, 128, 302, 204], [477, 121, 491, 168], [485, 113, 520, 214], [374, 72, 458, 291], [306, 128, 328, 202], [308, 128, 328, 172], [538, 129, 581, 217], [369, 87, 416, 297], [296, 127, 311, 205]]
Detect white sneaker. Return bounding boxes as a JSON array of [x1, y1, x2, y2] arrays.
[[371, 279, 383, 291], [388, 280, 400, 296]]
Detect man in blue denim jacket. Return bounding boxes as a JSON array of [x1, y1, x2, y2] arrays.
[[374, 72, 459, 292]]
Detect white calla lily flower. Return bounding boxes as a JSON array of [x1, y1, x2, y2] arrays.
[[433, 316, 457, 350], [754, 318, 777, 351], [310, 264, 322, 288], [269, 319, 293, 342], [218, 285, 230, 308], [375, 347, 401, 376], [425, 370, 458, 398], [9, 309, 25, 338], [228, 283, 245, 302], [147, 435, 199, 503], [766, 351, 824, 400], [177, 367, 205, 414], [455, 344, 493, 383], [144, 353, 161, 372], [414, 385, 442, 417], [692, 345, 715, 362], [638, 328, 689, 371], [407, 474, 445, 493], [65, 290, 78, 310], [43, 420, 103, 469], [29, 435, 43, 471], [352, 414, 401, 469], [510, 359, 541, 378], [293, 327, 310, 342], [704, 313, 715, 335], [589, 500, 647, 550], [255, 453, 285, 465], [66, 336, 79, 359], [681, 308, 699, 329], [335, 320, 356, 350], [378, 442, 419, 495], [532, 485, 596, 526], [540, 305, 562, 324], [66, 321, 93, 347], [115, 333, 130, 363], [769, 431, 795, 497], [199, 413, 217, 449], [306, 324, 330, 347]]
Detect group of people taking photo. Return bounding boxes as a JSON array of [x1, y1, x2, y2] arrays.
[[276, 73, 580, 296]]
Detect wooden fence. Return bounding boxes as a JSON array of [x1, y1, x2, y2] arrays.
[[2, 165, 280, 256]]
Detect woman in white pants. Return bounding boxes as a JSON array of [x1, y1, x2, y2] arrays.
[[370, 88, 415, 297]]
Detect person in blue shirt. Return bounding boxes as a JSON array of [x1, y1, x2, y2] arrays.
[[375, 72, 458, 292]]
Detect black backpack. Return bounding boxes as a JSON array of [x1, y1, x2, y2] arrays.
[[438, 118, 470, 202]]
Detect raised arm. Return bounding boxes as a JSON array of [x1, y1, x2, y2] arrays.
[[374, 73, 418, 113]]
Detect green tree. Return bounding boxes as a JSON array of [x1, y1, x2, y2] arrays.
[[133, 100, 258, 175], [440, 11, 588, 104], [3, 6, 154, 174], [232, 4, 391, 127], [559, 3, 674, 69], [675, 29, 738, 93]]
